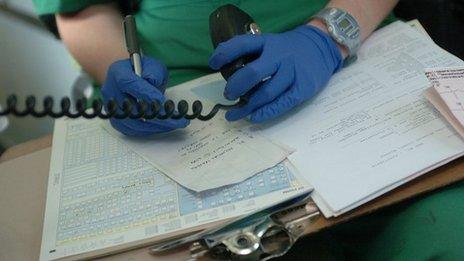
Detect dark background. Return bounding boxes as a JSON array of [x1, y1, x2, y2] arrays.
[[395, 0, 464, 59]]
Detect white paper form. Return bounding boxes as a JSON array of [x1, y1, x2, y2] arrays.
[[40, 118, 310, 261], [256, 21, 464, 216], [105, 115, 293, 192], [425, 67, 464, 138]]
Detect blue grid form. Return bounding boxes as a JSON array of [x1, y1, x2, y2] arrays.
[[178, 163, 294, 215]]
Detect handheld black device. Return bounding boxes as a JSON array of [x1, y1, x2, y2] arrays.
[[209, 4, 260, 80], [0, 5, 258, 121]]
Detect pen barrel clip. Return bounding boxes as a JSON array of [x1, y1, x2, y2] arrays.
[[131, 53, 143, 77]]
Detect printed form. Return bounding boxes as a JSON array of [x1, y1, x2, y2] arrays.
[[40, 118, 310, 261], [258, 21, 464, 216]]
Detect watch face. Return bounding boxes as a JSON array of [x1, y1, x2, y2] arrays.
[[338, 18, 351, 29], [337, 17, 358, 37]]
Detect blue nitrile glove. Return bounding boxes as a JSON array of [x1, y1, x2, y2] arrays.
[[209, 25, 344, 123], [101, 57, 189, 136]]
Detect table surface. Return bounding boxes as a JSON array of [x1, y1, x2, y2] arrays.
[[2, 135, 464, 260], [0, 134, 52, 163]]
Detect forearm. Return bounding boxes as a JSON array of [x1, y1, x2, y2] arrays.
[[56, 3, 127, 84], [309, 0, 399, 57]]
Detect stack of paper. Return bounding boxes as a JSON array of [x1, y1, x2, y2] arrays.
[[141, 21, 464, 218], [254, 21, 464, 216], [425, 67, 464, 138], [40, 118, 310, 261]]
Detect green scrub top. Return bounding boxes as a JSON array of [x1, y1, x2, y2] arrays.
[[33, 0, 394, 87], [134, 0, 329, 86]]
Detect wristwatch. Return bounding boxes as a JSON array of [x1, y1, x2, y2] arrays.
[[312, 7, 361, 65]]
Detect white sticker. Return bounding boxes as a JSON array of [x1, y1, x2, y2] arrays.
[[0, 105, 9, 133]]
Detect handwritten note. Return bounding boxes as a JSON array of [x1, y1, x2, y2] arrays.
[[104, 117, 293, 192]]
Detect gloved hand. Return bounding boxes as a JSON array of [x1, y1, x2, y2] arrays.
[[209, 25, 344, 123], [101, 57, 189, 136]]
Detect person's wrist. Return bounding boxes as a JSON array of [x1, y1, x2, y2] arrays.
[[308, 19, 348, 59]]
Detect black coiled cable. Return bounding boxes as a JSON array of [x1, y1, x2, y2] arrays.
[[0, 95, 247, 121]]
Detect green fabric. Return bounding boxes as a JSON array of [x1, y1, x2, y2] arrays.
[[342, 181, 464, 260], [33, 0, 396, 87], [32, 0, 115, 15], [33, 0, 136, 37], [278, 182, 464, 261], [135, 0, 328, 86], [136, 1, 395, 87]]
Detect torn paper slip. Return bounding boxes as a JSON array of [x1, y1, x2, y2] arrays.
[[425, 67, 464, 138], [104, 117, 293, 192]]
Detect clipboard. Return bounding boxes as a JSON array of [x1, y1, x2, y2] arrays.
[[1, 132, 464, 260]]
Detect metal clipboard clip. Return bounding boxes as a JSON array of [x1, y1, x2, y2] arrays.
[[150, 193, 320, 260]]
